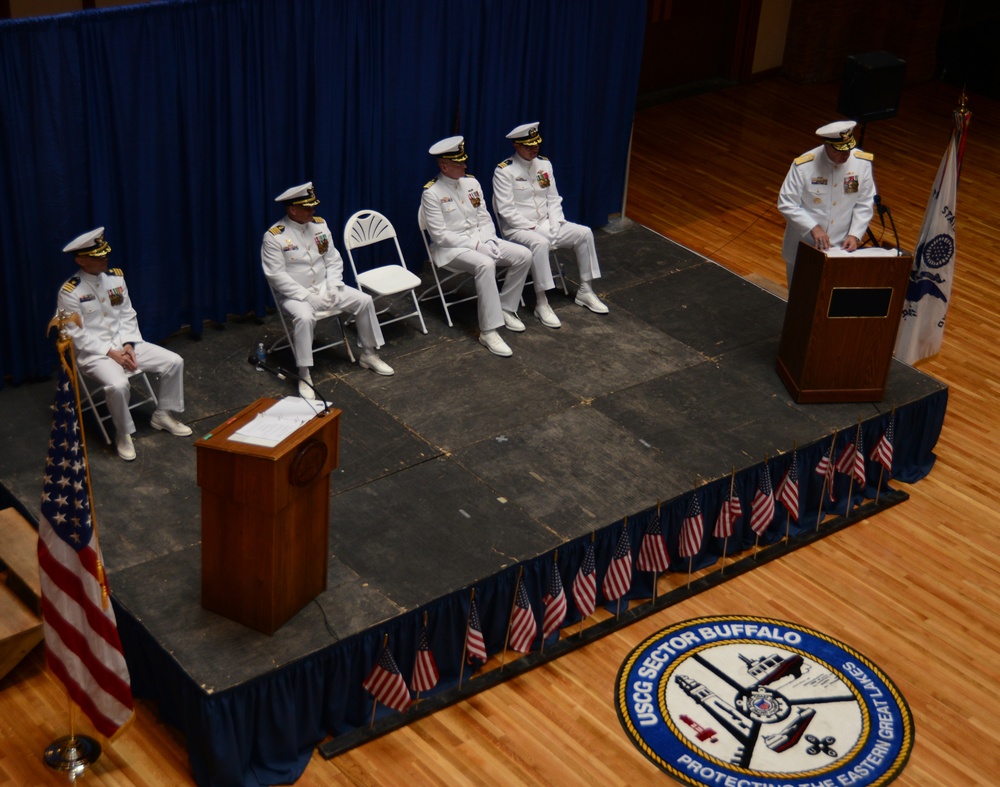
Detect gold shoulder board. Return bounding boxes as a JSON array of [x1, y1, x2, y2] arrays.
[[853, 150, 874, 161], [61, 276, 80, 293], [312, 216, 326, 224], [424, 178, 437, 189], [268, 225, 285, 235], [794, 153, 815, 166], [497, 159, 511, 169], [539, 155, 550, 161], [109, 267, 124, 276]]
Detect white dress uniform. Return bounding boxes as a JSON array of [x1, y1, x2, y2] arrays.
[[778, 144, 876, 285], [420, 173, 531, 332], [492, 152, 601, 292], [57, 268, 186, 437], [261, 215, 384, 367]]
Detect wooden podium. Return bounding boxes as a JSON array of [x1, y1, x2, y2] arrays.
[[196, 398, 340, 634], [776, 243, 912, 403]]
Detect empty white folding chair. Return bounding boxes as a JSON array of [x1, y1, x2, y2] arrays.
[[343, 210, 427, 334], [266, 280, 355, 365]]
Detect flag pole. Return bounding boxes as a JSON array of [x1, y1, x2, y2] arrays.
[[651, 500, 661, 605], [817, 430, 837, 530], [615, 516, 627, 620], [844, 419, 861, 514], [579, 531, 595, 637], [458, 589, 474, 690], [370, 634, 389, 729], [540, 550, 557, 657], [414, 612, 428, 703], [874, 407, 895, 507], [721, 468, 735, 575], [784, 443, 796, 541], [753, 454, 767, 560], [501, 567, 524, 672]]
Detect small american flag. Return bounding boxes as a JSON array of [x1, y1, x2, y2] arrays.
[[465, 598, 487, 665], [541, 564, 567, 640], [508, 579, 537, 653], [714, 491, 741, 538], [815, 446, 837, 501], [572, 543, 597, 618], [836, 429, 866, 485], [678, 495, 704, 558], [602, 524, 632, 601], [750, 464, 775, 536], [636, 511, 670, 572], [871, 417, 894, 472], [363, 643, 411, 712], [411, 624, 439, 694], [776, 451, 800, 521]]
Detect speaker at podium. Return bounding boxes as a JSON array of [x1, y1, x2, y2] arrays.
[[776, 242, 912, 404]]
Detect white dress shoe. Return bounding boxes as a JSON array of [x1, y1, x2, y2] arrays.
[[116, 433, 136, 461], [574, 290, 609, 314], [298, 379, 317, 399], [479, 330, 513, 357], [359, 352, 395, 376], [150, 410, 193, 437], [534, 303, 561, 328], [502, 310, 525, 332]]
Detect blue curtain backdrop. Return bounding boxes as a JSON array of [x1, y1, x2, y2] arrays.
[[0, 0, 646, 386]]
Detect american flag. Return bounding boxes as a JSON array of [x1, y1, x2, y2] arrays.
[[38, 362, 133, 739], [363, 642, 411, 712], [776, 451, 800, 521], [749, 464, 775, 536], [602, 524, 632, 601], [411, 624, 439, 694], [508, 578, 537, 653], [678, 495, 704, 559], [836, 429, 866, 485], [541, 563, 567, 640], [572, 542, 597, 619], [636, 511, 670, 572], [871, 417, 894, 472], [815, 445, 837, 501], [712, 497, 743, 538], [465, 597, 487, 665]]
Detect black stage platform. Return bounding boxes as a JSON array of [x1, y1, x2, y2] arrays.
[[0, 222, 947, 786]]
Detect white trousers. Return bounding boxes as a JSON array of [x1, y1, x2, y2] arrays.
[[446, 239, 532, 331], [279, 281, 385, 367], [503, 221, 601, 292], [77, 342, 184, 437]]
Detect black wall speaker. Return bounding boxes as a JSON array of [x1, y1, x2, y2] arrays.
[[837, 51, 906, 123]]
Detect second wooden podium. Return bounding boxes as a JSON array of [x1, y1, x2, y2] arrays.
[[196, 398, 340, 635], [776, 243, 912, 403]]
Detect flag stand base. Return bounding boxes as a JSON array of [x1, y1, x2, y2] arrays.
[[44, 734, 101, 779]]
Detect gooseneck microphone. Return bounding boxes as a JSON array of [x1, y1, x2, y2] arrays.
[[247, 350, 330, 416], [873, 195, 901, 255]]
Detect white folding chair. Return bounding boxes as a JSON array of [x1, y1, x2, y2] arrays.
[[416, 208, 482, 328], [492, 195, 569, 296], [77, 367, 158, 445], [266, 280, 355, 366], [343, 210, 427, 334]]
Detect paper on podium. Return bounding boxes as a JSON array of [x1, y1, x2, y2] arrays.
[[825, 246, 899, 258], [228, 396, 331, 447]]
